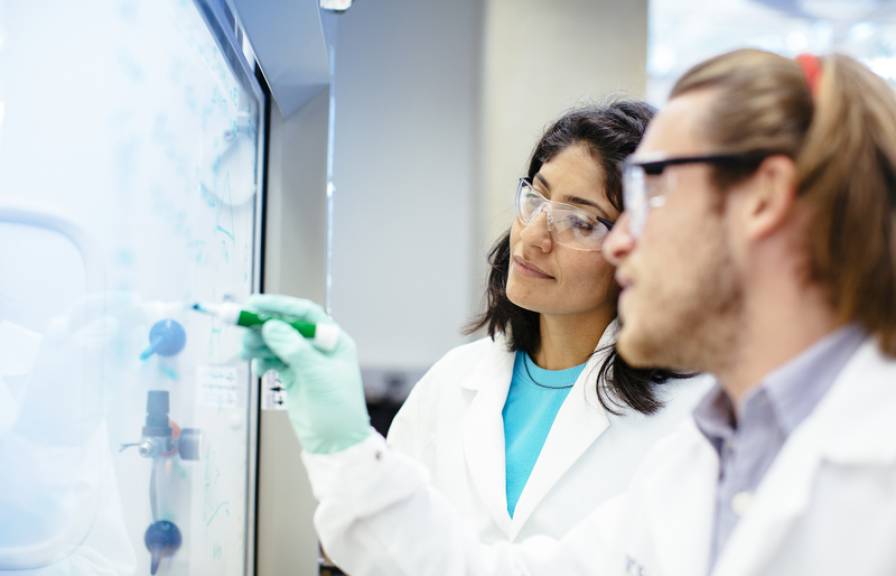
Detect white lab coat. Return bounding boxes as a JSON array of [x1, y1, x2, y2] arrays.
[[304, 337, 896, 576], [385, 326, 711, 545]]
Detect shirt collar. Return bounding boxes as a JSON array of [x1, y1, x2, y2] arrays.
[[761, 324, 866, 434], [694, 324, 866, 443], [692, 384, 736, 452]]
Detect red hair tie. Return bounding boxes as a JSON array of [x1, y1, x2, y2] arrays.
[[795, 53, 822, 97]]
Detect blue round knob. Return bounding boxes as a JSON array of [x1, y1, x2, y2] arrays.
[[140, 319, 187, 360], [144, 519, 182, 575]]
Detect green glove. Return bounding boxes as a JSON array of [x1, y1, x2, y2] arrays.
[[241, 294, 371, 454]]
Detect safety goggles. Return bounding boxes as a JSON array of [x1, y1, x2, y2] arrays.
[[514, 178, 614, 252], [622, 151, 773, 238]]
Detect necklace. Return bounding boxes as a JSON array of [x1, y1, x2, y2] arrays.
[[522, 353, 576, 390]]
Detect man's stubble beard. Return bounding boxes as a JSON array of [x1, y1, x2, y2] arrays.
[[620, 225, 744, 374]]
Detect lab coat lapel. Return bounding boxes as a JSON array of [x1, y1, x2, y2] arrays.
[[711, 433, 822, 576], [462, 340, 516, 535], [507, 324, 616, 538], [651, 425, 719, 576], [714, 339, 896, 576]]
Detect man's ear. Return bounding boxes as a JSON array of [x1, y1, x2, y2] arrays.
[[744, 155, 798, 241]]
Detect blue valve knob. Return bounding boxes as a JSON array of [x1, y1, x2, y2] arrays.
[[178, 428, 202, 461], [140, 319, 187, 360], [145, 520, 182, 575]]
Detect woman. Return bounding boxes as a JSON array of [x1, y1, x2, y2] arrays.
[[383, 102, 708, 543], [243, 102, 709, 556]]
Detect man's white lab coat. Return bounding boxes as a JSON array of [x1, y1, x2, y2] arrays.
[[304, 338, 896, 576]]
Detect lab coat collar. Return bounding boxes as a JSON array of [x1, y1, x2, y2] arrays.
[[456, 333, 513, 392], [507, 354, 611, 538], [461, 320, 618, 538], [713, 337, 896, 576], [457, 321, 617, 404], [461, 337, 516, 534], [509, 321, 617, 538]]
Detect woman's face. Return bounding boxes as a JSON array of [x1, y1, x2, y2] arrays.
[[506, 143, 620, 319]]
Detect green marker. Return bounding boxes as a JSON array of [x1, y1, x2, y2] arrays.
[[191, 301, 340, 351]]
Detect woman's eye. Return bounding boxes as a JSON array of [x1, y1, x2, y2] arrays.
[[566, 215, 596, 233]]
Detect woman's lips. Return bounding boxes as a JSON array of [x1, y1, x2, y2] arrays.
[[512, 256, 554, 279]]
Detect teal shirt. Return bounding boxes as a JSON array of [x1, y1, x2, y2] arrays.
[[502, 351, 586, 518]]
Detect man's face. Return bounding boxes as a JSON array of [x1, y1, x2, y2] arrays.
[[607, 90, 745, 373]]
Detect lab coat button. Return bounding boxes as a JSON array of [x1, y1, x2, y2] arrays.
[[731, 490, 753, 516]]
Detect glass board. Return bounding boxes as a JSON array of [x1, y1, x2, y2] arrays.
[[0, 1, 264, 574]]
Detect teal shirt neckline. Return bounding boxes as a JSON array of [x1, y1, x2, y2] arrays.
[[502, 351, 587, 518], [519, 352, 584, 388]]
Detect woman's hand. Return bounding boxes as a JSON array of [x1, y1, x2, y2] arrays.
[[241, 294, 371, 454]]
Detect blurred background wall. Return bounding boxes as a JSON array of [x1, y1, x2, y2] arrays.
[[328, 0, 648, 408]]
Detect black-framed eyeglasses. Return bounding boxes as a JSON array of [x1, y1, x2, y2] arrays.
[[629, 151, 774, 176], [622, 150, 779, 238]]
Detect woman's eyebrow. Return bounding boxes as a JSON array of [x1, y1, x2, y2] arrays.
[[536, 172, 613, 220], [559, 194, 613, 220]]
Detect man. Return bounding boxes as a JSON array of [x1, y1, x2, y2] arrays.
[[243, 48, 896, 575], [600, 48, 896, 575]]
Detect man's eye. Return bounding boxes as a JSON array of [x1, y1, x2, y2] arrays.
[[644, 175, 665, 192]]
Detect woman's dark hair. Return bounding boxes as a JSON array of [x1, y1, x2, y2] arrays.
[[466, 100, 687, 415]]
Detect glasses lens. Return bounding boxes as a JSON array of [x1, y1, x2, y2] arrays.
[[516, 178, 610, 251], [623, 164, 647, 237], [516, 180, 544, 223], [551, 206, 611, 251]]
